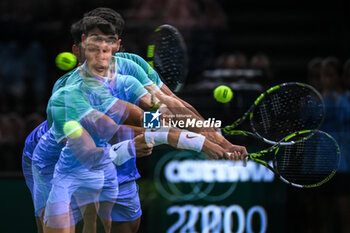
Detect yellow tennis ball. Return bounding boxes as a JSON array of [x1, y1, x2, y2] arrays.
[[63, 121, 83, 139], [213, 85, 233, 103], [55, 52, 77, 71]]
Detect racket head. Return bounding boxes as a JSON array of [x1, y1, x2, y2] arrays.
[[147, 24, 188, 93], [250, 82, 325, 143], [272, 130, 340, 188]]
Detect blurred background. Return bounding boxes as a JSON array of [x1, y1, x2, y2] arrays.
[[1, 0, 350, 232]]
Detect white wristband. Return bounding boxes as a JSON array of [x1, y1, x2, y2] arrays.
[[177, 131, 206, 152], [109, 140, 134, 166], [144, 127, 169, 146]]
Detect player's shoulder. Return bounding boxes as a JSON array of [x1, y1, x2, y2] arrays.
[[54, 82, 82, 94], [113, 54, 145, 74], [115, 52, 145, 63], [52, 68, 79, 94], [114, 53, 138, 64], [50, 83, 84, 102], [115, 52, 140, 59]]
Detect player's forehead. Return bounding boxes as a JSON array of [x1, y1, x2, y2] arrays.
[[85, 27, 117, 47], [86, 27, 114, 38]]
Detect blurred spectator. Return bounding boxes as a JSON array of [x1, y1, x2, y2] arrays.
[[307, 57, 323, 92], [201, 0, 228, 29], [319, 57, 343, 162], [0, 114, 17, 170], [250, 53, 273, 85], [338, 59, 350, 173], [319, 57, 343, 150], [128, 0, 166, 23], [164, 0, 203, 29], [8, 112, 25, 146], [129, 0, 228, 30], [308, 56, 350, 233], [23, 41, 47, 96], [0, 40, 47, 116], [0, 115, 13, 145], [320, 57, 343, 96], [342, 59, 350, 90], [0, 41, 25, 97], [214, 54, 228, 69], [0, 112, 43, 172], [225, 52, 248, 69]]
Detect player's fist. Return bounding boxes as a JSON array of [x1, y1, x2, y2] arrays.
[[133, 134, 153, 157]]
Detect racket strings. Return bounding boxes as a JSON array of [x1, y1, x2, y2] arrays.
[[259, 102, 271, 133], [275, 132, 339, 186], [153, 26, 187, 91], [252, 85, 324, 142]]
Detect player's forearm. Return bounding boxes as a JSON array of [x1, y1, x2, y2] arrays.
[[160, 84, 204, 119], [107, 125, 144, 145], [201, 130, 227, 147], [67, 129, 111, 169], [81, 109, 144, 145], [157, 94, 206, 133], [122, 103, 143, 127], [107, 100, 143, 127]]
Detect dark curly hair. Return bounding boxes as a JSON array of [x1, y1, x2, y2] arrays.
[[84, 7, 125, 37]]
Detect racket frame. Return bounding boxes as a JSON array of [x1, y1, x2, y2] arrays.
[[248, 130, 340, 188], [222, 82, 325, 145], [146, 24, 188, 93]]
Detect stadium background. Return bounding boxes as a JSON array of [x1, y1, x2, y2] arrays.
[[1, 0, 350, 232]]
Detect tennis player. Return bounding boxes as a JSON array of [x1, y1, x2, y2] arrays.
[[26, 15, 243, 233], [23, 9, 248, 233]]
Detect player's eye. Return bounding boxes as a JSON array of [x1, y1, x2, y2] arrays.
[[86, 45, 99, 53], [106, 37, 117, 45]]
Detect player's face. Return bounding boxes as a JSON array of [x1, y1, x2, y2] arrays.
[[75, 34, 120, 66], [83, 28, 116, 77]]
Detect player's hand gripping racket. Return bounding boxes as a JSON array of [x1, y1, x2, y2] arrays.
[[230, 130, 340, 188], [147, 24, 188, 93], [222, 82, 325, 145]]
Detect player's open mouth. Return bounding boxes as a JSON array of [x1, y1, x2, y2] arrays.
[[96, 66, 105, 73]]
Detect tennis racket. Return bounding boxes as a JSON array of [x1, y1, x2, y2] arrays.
[[147, 24, 188, 93], [222, 82, 325, 145], [229, 130, 340, 188]]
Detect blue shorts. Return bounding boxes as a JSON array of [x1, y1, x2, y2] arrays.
[[46, 167, 118, 213], [32, 160, 57, 217], [111, 181, 142, 222], [44, 167, 117, 228], [29, 149, 140, 223], [28, 156, 81, 225], [100, 164, 119, 202]]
